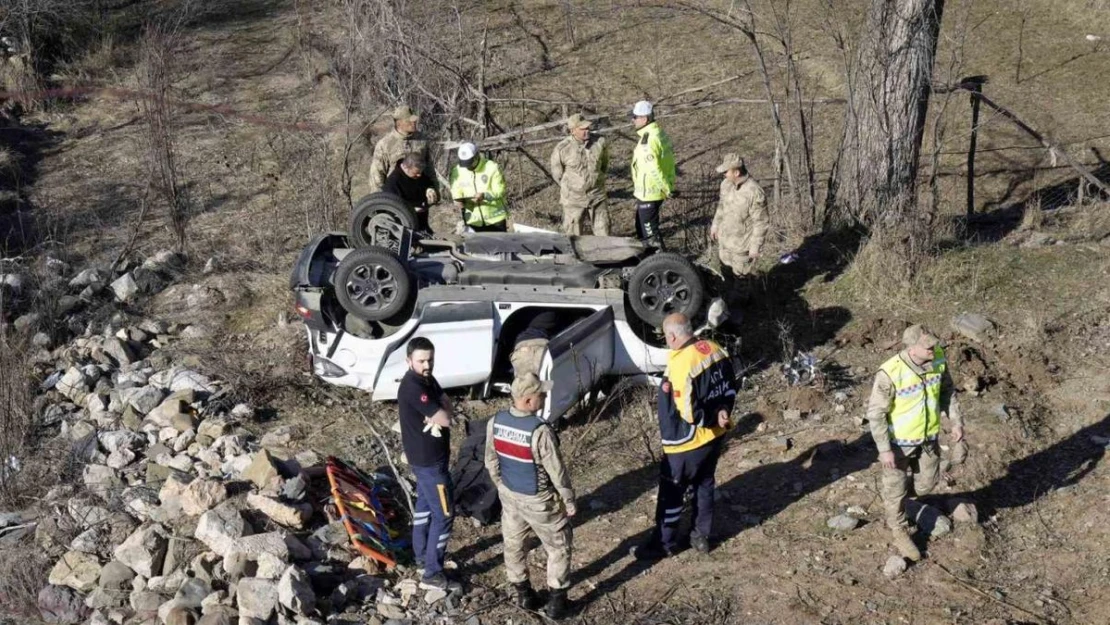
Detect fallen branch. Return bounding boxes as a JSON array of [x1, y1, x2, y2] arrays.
[[951, 88, 1110, 198], [0, 522, 36, 536], [656, 72, 753, 102], [359, 414, 415, 516], [642, 582, 681, 618], [441, 97, 839, 152]]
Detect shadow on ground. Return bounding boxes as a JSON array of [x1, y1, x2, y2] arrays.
[[0, 112, 64, 254], [571, 432, 875, 609], [736, 226, 862, 377], [944, 413, 1109, 516]]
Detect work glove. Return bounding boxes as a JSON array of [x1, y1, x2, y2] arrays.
[[422, 421, 444, 438], [426, 188, 439, 204]]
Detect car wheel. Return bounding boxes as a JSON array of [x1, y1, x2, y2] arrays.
[[626, 252, 705, 327], [334, 246, 414, 323], [349, 193, 419, 250]]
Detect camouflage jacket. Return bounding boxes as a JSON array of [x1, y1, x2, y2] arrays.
[[550, 134, 609, 207], [368, 129, 431, 192], [713, 176, 768, 261]]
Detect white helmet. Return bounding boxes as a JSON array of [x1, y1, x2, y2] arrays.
[[632, 100, 653, 117], [457, 142, 478, 161]]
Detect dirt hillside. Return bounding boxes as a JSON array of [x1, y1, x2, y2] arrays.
[[1, 0, 1108, 624]]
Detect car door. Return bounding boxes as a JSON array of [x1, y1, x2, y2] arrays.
[[539, 307, 615, 421], [373, 301, 495, 399]]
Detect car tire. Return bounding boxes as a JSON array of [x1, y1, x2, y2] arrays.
[[349, 192, 419, 248], [626, 252, 705, 328], [334, 246, 415, 323]]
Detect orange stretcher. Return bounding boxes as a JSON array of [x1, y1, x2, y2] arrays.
[[325, 456, 410, 569]]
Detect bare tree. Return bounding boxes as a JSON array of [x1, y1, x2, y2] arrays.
[[138, 21, 191, 253], [303, 0, 479, 203], [827, 0, 946, 228]]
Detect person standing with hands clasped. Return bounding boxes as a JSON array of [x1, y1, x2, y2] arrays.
[[397, 337, 459, 590], [867, 324, 966, 562], [484, 374, 576, 620], [634, 313, 736, 560]]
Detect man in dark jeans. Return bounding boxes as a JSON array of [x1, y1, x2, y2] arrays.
[[634, 313, 736, 559], [398, 337, 459, 590], [384, 152, 439, 234]]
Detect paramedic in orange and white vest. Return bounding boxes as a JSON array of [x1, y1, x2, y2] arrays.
[[484, 373, 576, 620], [867, 324, 966, 563], [633, 312, 736, 561]]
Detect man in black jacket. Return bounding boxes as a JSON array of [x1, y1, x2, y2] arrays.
[[384, 152, 438, 233], [398, 337, 458, 590]]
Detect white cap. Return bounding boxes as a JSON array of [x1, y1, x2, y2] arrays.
[[457, 142, 477, 161], [632, 100, 653, 117]]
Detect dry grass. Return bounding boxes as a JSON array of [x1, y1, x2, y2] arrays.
[[0, 333, 36, 506], [1019, 196, 1045, 231], [834, 223, 936, 309], [0, 148, 19, 176], [53, 33, 130, 86], [0, 542, 50, 621]]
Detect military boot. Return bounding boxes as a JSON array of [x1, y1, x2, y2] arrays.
[[543, 588, 569, 620], [510, 582, 540, 610], [891, 527, 921, 561]]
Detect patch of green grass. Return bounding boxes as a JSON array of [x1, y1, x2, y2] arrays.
[[808, 240, 1110, 333]]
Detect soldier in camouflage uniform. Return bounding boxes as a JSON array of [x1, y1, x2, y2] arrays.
[[485, 374, 576, 620], [368, 105, 435, 196], [710, 154, 768, 304], [549, 114, 610, 236]]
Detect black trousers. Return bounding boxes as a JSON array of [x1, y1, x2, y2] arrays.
[[471, 221, 508, 233], [652, 438, 723, 551], [635, 200, 665, 249], [414, 207, 431, 234]]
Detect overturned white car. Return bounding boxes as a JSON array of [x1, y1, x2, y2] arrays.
[[290, 194, 726, 421]]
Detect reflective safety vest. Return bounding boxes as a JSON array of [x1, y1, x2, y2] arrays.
[[491, 410, 546, 495], [658, 339, 736, 454], [631, 122, 676, 202], [879, 347, 946, 446], [449, 158, 508, 227]]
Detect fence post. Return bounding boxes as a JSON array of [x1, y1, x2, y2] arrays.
[[964, 76, 988, 217]]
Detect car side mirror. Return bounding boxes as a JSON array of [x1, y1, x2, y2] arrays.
[[695, 297, 729, 336], [705, 297, 729, 328]]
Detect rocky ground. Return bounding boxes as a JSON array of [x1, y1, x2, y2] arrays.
[[3, 214, 1109, 625], [0, 252, 491, 625]]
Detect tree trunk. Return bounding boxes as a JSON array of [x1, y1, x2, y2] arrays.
[[828, 0, 945, 227]]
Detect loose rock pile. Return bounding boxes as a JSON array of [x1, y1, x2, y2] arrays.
[[2, 252, 475, 625]]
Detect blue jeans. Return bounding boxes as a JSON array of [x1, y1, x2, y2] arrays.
[[411, 462, 454, 578], [653, 439, 722, 551]]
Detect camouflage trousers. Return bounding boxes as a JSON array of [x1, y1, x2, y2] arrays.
[[499, 488, 573, 590], [880, 442, 941, 530], [562, 197, 610, 236], [719, 245, 756, 276], [510, 338, 548, 379]]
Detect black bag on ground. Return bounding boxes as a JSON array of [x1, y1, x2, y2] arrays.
[[450, 417, 501, 525]]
